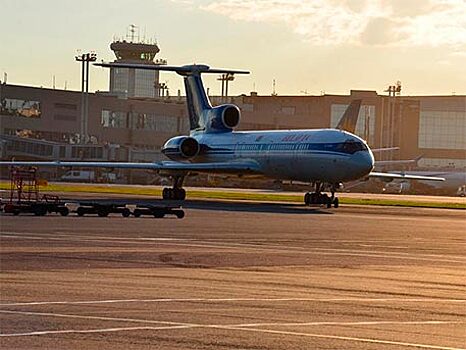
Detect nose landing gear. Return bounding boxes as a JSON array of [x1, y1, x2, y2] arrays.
[[162, 175, 186, 200], [304, 182, 339, 208]]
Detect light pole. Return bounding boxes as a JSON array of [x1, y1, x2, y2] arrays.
[[217, 73, 235, 102], [75, 52, 97, 144]]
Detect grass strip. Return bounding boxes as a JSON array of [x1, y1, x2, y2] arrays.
[[0, 181, 464, 209]]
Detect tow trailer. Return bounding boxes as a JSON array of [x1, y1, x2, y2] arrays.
[[2, 167, 68, 216], [132, 204, 185, 219]]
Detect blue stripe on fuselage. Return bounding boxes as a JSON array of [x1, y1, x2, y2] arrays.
[[204, 142, 360, 156]]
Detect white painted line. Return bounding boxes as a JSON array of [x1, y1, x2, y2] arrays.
[[2, 231, 464, 263], [217, 325, 466, 350], [233, 320, 464, 327], [0, 309, 198, 327], [0, 325, 193, 337], [1, 309, 463, 348], [1, 297, 465, 307]]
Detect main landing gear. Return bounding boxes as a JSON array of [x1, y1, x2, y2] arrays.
[[304, 182, 339, 208], [162, 176, 186, 200]]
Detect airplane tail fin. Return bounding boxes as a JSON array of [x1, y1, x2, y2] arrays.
[[336, 99, 362, 133], [95, 63, 249, 133]]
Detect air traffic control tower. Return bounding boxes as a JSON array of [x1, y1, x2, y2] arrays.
[[109, 26, 167, 98]]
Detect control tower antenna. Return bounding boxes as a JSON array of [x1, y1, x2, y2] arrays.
[[272, 79, 277, 96], [127, 24, 139, 43]]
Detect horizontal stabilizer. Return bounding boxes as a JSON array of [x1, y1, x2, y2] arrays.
[[369, 172, 445, 182], [94, 62, 250, 76]]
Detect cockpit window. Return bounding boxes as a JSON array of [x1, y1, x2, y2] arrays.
[[341, 140, 367, 154]]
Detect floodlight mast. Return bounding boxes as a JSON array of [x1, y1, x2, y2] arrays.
[[75, 52, 97, 144]]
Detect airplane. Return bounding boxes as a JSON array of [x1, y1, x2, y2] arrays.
[[0, 63, 445, 208]]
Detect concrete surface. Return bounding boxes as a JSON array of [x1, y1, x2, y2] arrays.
[[1, 200, 465, 349]]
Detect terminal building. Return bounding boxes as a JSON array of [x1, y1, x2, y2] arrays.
[[1, 35, 465, 183]]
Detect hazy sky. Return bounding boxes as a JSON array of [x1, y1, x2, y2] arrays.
[[1, 0, 465, 96]]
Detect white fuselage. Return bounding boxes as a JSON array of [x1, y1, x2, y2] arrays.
[[190, 128, 375, 184]]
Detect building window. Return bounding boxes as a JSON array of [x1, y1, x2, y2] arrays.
[[419, 110, 465, 150], [1, 98, 41, 118], [101, 110, 128, 128], [71, 146, 103, 159], [130, 112, 157, 130]]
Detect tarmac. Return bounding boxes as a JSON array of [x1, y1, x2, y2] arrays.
[[1, 198, 465, 349]]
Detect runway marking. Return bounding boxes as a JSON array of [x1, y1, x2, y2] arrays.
[[0, 309, 199, 327], [1, 309, 463, 349], [3, 230, 465, 248], [1, 232, 464, 263], [0, 325, 193, 337], [1, 297, 465, 306], [234, 320, 464, 327], [218, 325, 466, 350]]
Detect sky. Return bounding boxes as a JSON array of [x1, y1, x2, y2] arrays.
[[1, 0, 465, 97]]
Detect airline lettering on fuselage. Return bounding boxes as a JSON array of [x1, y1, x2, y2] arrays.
[[281, 134, 312, 142]]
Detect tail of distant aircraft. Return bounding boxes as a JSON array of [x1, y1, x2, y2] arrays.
[[95, 63, 249, 133], [336, 99, 362, 133]]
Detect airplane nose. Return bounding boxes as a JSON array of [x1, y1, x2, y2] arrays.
[[350, 151, 374, 179]]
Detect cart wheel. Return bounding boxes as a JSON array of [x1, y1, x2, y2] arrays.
[[133, 209, 141, 218], [13, 209, 20, 216], [121, 208, 131, 217], [60, 207, 69, 216], [173, 210, 185, 219], [77, 208, 85, 217]]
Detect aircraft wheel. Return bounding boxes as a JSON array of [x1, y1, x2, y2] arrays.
[[333, 197, 339, 208], [326, 197, 332, 208], [177, 188, 186, 200], [174, 210, 185, 219], [304, 193, 310, 205], [162, 188, 170, 200]]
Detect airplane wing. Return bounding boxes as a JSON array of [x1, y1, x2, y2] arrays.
[[0, 160, 262, 175], [374, 159, 417, 166], [369, 172, 445, 182], [371, 147, 400, 153], [374, 155, 423, 167]]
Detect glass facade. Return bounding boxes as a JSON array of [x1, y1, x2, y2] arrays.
[[131, 112, 157, 130], [7, 139, 53, 156], [101, 110, 128, 128], [102, 110, 178, 132], [111, 68, 129, 95], [331, 104, 375, 144], [418, 110, 465, 150], [1, 98, 41, 118], [110, 68, 157, 98], [134, 69, 156, 98]]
